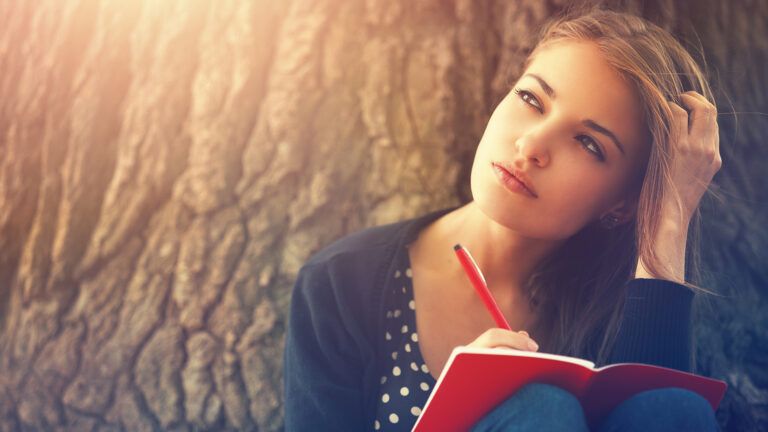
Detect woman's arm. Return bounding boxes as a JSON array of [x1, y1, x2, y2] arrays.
[[635, 91, 720, 283], [634, 218, 688, 283], [283, 262, 367, 431], [606, 278, 694, 372]]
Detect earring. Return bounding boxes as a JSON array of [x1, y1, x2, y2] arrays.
[[600, 214, 620, 229]]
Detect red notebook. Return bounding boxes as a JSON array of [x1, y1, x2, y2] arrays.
[[411, 346, 727, 432]]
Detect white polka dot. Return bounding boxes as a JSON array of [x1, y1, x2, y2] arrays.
[[375, 419, 381, 430], [410, 362, 419, 371], [402, 286, 406, 293], [405, 343, 411, 352], [386, 310, 392, 318], [394, 270, 401, 278], [411, 333, 418, 342], [400, 386, 410, 396], [401, 324, 408, 333], [392, 366, 401, 376], [382, 393, 390, 403], [406, 268, 412, 278], [380, 376, 387, 384], [411, 406, 422, 416], [421, 364, 429, 373], [420, 382, 430, 391], [409, 300, 415, 310], [389, 413, 399, 424], [393, 309, 401, 318], [385, 332, 391, 341], [391, 351, 398, 360]]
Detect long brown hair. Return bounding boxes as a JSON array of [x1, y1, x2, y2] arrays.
[[520, 7, 721, 369]]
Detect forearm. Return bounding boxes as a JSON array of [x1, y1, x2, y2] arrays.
[[606, 279, 694, 372], [634, 219, 689, 283]]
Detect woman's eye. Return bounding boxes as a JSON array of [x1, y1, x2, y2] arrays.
[[576, 135, 605, 161], [513, 88, 543, 112], [512, 88, 605, 162]]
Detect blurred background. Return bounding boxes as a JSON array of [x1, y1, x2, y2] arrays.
[[0, 0, 766, 430]]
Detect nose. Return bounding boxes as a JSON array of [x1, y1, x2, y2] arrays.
[[514, 126, 551, 168]]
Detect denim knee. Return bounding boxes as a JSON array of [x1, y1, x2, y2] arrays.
[[471, 383, 589, 432], [597, 387, 719, 432]]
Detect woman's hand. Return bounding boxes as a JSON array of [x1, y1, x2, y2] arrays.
[[466, 328, 539, 352], [664, 91, 722, 227], [635, 91, 721, 282]]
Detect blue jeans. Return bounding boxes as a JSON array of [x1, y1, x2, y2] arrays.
[[470, 383, 720, 431]]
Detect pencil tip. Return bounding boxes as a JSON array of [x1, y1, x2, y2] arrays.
[[453, 244, 462, 251]]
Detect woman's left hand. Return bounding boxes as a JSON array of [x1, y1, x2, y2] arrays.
[[663, 91, 722, 228], [635, 91, 722, 282]]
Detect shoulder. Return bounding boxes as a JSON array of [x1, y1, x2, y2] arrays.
[[302, 205, 459, 272], [292, 206, 458, 319], [288, 207, 458, 354], [303, 219, 411, 269], [291, 217, 409, 313]]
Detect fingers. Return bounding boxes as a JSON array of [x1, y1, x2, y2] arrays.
[[669, 101, 689, 145], [668, 91, 721, 169], [680, 92, 718, 148], [469, 328, 539, 352]]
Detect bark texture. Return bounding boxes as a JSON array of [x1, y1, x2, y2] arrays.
[[0, 0, 765, 430]]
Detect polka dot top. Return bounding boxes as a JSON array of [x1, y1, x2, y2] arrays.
[[373, 245, 437, 431]]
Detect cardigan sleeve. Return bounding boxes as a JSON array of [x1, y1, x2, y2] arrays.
[[604, 278, 695, 372], [283, 261, 367, 432]]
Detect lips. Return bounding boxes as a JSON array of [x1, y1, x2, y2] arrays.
[[491, 162, 538, 198]]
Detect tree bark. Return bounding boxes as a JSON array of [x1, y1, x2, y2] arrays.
[[0, 0, 765, 430]]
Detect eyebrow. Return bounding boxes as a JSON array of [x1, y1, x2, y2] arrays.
[[523, 73, 627, 156], [582, 120, 626, 156]]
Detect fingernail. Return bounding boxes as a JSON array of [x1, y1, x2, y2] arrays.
[[527, 340, 539, 351]]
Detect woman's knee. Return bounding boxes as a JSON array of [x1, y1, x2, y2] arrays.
[[471, 383, 589, 432], [515, 383, 584, 413], [598, 387, 719, 432]]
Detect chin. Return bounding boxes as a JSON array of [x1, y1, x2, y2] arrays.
[[471, 185, 583, 241], [477, 197, 524, 229]]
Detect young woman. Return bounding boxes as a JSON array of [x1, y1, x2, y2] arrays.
[[284, 8, 723, 432]]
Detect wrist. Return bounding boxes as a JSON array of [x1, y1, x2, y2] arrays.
[[658, 218, 690, 240], [635, 221, 689, 283], [659, 201, 692, 232], [635, 256, 685, 283]]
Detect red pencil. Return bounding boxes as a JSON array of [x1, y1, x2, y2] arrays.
[[453, 244, 512, 331]]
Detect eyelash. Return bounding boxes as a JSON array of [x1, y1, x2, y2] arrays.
[[512, 88, 606, 161]]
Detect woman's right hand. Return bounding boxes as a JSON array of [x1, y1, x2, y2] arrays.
[[466, 328, 539, 352]]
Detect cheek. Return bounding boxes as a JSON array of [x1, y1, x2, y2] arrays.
[[469, 145, 490, 202], [548, 188, 603, 222], [470, 122, 519, 176], [539, 169, 617, 230], [470, 128, 502, 186]]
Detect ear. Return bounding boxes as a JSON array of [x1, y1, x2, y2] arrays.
[[602, 198, 637, 225]]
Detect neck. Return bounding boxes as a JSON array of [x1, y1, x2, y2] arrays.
[[432, 201, 565, 301]]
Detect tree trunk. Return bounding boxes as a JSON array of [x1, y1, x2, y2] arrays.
[[0, 0, 765, 430]]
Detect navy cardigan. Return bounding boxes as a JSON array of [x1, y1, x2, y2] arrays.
[[283, 206, 695, 431]]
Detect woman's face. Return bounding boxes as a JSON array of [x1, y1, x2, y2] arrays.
[[471, 40, 651, 240]]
